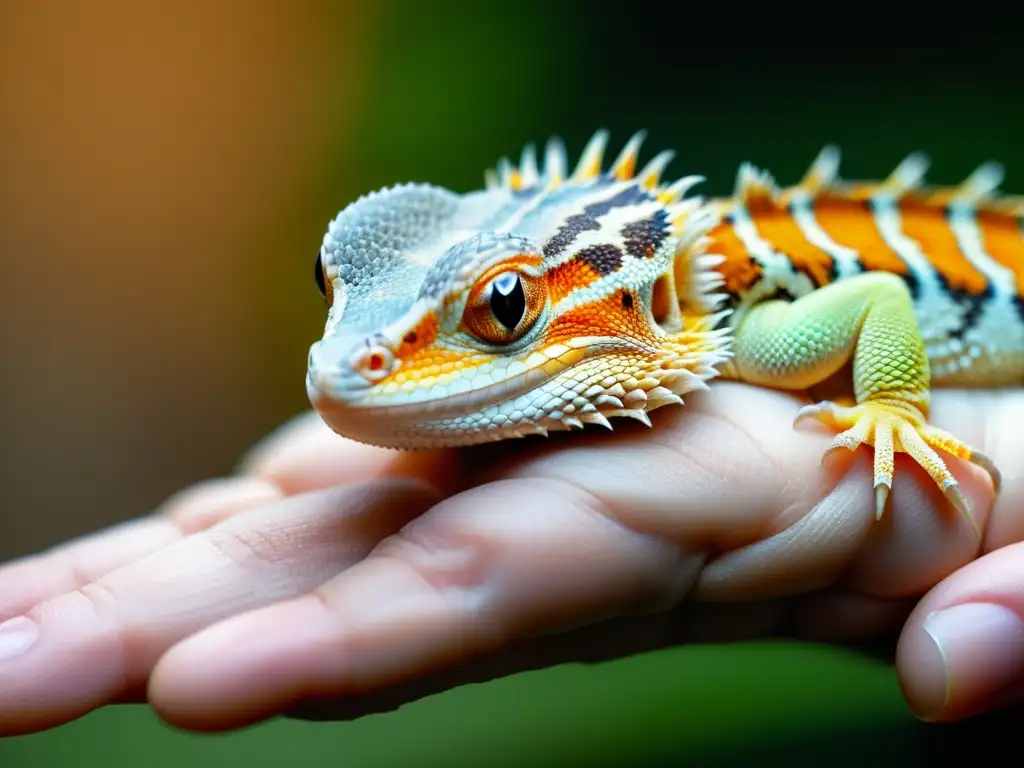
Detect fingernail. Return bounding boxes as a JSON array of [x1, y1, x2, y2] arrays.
[[914, 602, 1024, 721], [0, 616, 40, 661]]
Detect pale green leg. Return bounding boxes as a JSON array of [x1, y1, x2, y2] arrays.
[[729, 272, 998, 531]]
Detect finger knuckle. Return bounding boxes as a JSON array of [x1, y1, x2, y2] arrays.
[[75, 580, 121, 621], [372, 527, 507, 645]]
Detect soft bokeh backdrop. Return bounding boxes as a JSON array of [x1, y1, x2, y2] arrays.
[[1, 1, 1021, 764]]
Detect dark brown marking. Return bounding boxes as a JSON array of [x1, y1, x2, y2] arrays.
[[621, 209, 670, 259], [543, 185, 651, 258], [577, 244, 624, 276]]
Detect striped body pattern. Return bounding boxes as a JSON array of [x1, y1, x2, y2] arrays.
[[709, 150, 1024, 386], [307, 129, 1017, 526], [308, 130, 1022, 447]]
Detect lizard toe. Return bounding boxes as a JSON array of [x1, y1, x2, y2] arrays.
[[795, 398, 993, 535]]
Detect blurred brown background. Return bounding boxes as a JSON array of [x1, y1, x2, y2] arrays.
[[1, 1, 1022, 765], [0, 0, 370, 555]]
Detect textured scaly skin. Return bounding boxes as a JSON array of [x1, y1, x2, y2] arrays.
[[307, 130, 1024, 530]]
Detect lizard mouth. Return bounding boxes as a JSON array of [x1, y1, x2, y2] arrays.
[[304, 362, 550, 448], [305, 336, 635, 445], [307, 352, 559, 421], [307, 326, 732, 449]]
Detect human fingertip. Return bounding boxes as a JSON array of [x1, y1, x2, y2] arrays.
[[900, 602, 1024, 722]]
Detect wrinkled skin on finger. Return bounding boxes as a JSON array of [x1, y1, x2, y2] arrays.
[[0, 384, 1019, 735]]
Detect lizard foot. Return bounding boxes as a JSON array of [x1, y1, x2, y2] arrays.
[[794, 398, 1000, 535]]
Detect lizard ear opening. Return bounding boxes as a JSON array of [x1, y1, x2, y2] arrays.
[[650, 272, 683, 333]]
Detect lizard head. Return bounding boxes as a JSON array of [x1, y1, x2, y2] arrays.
[[306, 130, 732, 448]]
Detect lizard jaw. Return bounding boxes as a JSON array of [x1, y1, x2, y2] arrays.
[[306, 328, 732, 450]]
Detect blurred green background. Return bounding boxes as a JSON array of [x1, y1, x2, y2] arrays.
[[1, 0, 1021, 764]]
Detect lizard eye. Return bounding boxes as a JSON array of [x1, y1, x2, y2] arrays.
[[490, 272, 526, 329], [315, 249, 333, 304], [462, 269, 546, 345]]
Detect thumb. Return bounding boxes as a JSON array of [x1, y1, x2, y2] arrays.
[[897, 542, 1024, 722]]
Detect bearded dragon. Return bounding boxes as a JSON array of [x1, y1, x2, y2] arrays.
[[306, 130, 1024, 530]]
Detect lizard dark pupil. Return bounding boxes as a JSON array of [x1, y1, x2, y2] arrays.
[[314, 252, 326, 297], [489, 272, 526, 331]]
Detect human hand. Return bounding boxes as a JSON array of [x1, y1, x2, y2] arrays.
[[0, 383, 1020, 735]]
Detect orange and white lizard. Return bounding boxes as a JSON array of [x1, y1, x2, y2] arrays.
[[306, 130, 1024, 531]]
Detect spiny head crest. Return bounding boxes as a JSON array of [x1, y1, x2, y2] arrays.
[[307, 130, 731, 448]]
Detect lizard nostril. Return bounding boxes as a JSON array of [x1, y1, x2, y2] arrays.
[[352, 339, 396, 382]]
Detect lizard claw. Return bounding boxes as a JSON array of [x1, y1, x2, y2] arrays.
[[874, 483, 890, 521], [796, 398, 993, 535], [943, 482, 980, 538]]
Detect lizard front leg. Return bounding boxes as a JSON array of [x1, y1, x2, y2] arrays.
[[728, 271, 1000, 532]]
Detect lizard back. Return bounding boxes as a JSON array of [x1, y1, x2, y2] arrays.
[[703, 149, 1024, 387], [308, 130, 1023, 450]]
